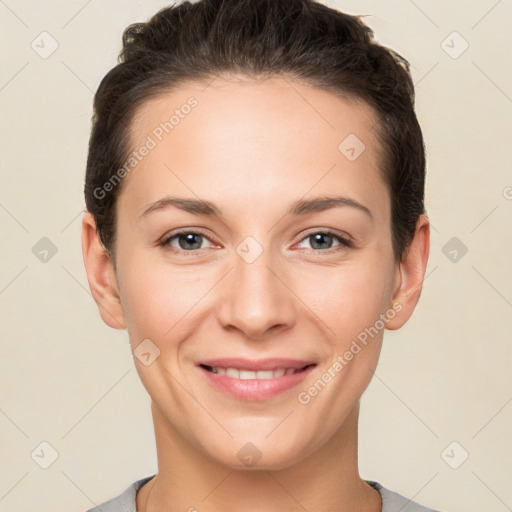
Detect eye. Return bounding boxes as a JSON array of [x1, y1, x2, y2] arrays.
[[159, 229, 353, 254], [295, 230, 353, 252], [160, 230, 214, 252]]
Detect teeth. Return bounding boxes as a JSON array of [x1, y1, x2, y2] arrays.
[[256, 370, 274, 379], [207, 367, 299, 379]]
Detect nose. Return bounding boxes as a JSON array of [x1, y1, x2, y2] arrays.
[[216, 246, 296, 340]]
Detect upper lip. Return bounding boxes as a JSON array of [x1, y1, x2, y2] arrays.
[[197, 358, 316, 371]]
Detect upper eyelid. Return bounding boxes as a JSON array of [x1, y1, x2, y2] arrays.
[[294, 230, 353, 249], [295, 228, 352, 243], [162, 228, 215, 245], [162, 228, 352, 249]]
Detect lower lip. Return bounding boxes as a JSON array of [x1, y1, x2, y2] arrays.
[[198, 365, 316, 401]]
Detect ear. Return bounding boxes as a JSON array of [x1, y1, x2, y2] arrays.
[[386, 214, 430, 330], [81, 212, 126, 330]]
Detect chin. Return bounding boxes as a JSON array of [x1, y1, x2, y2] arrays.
[[204, 436, 312, 472]]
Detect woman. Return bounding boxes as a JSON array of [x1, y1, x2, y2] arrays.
[[82, 0, 438, 510]]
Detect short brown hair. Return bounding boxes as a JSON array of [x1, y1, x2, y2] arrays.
[[84, 0, 426, 263]]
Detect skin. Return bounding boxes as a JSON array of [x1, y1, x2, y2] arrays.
[[82, 75, 429, 512]]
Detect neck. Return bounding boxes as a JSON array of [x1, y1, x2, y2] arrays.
[[137, 401, 381, 512]]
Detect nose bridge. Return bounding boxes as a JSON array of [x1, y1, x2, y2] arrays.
[[218, 238, 295, 338]]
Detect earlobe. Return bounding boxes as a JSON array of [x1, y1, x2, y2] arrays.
[[81, 212, 126, 330], [386, 214, 430, 331]]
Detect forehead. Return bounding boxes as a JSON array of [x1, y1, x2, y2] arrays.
[[121, 75, 389, 224]]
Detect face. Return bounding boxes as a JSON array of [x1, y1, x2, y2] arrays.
[[106, 76, 404, 469]]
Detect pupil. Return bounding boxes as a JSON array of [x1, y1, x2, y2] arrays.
[[311, 233, 332, 250], [180, 233, 202, 250]]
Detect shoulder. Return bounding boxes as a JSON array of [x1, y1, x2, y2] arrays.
[[85, 475, 155, 512], [367, 480, 444, 512]]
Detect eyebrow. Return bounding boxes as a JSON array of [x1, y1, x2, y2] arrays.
[[139, 195, 373, 221]]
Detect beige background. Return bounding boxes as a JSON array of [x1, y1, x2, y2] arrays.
[[1, 1, 511, 510]]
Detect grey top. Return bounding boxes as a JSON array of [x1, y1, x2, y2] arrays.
[[86, 475, 442, 511]]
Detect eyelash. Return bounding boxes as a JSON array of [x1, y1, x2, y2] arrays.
[[159, 228, 354, 254]]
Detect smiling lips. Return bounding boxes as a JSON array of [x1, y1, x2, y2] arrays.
[[203, 366, 301, 379], [197, 358, 317, 401]]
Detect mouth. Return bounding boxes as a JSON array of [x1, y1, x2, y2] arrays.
[[196, 359, 317, 401], [199, 363, 315, 380]]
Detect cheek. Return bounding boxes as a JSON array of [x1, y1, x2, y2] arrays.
[[118, 253, 209, 342], [293, 259, 392, 341]]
